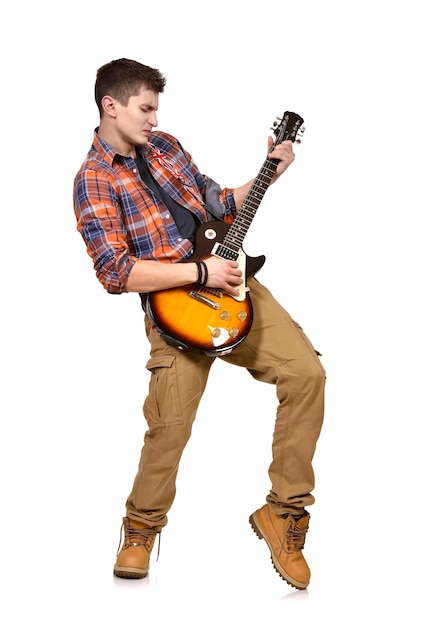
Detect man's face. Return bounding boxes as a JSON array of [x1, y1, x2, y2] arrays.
[[114, 85, 159, 148]]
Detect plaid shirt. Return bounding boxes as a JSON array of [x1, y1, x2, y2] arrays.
[[73, 130, 237, 294]]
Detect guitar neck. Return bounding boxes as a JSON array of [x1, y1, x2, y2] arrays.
[[215, 157, 276, 262], [238, 155, 279, 230], [219, 112, 304, 258]]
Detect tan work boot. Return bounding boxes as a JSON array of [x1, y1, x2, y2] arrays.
[[249, 504, 310, 589], [113, 517, 159, 579]]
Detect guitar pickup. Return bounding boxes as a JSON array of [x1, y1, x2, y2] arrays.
[[189, 290, 220, 309]]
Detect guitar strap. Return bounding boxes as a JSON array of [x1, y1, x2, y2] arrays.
[[135, 149, 201, 243]]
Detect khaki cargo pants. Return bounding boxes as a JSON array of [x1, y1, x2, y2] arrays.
[[126, 278, 326, 528]]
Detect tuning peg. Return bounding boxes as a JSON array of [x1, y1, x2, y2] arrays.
[[270, 116, 283, 131], [295, 125, 306, 144]]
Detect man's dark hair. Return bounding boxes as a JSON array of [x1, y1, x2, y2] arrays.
[[95, 58, 167, 116]]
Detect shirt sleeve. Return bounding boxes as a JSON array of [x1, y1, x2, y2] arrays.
[[174, 137, 237, 222], [73, 167, 137, 294], [205, 178, 236, 222]]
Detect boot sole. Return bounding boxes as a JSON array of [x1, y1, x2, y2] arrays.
[[249, 512, 308, 590], [113, 565, 148, 579]]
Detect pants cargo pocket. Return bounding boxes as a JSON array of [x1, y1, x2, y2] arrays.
[[143, 355, 183, 426], [291, 319, 326, 377]]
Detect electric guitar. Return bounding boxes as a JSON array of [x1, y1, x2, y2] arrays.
[[146, 111, 305, 356]]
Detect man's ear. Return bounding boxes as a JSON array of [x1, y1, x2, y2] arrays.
[[102, 95, 117, 118]]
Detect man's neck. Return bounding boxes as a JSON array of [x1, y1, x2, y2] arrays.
[[97, 124, 135, 158]]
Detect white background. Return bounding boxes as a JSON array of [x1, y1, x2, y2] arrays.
[[1, 1, 422, 624]]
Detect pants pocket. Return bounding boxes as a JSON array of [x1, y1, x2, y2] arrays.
[[143, 355, 183, 426], [292, 320, 326, 377]]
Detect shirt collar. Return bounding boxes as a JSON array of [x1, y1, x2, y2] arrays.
[[92, 129, 135, 167]]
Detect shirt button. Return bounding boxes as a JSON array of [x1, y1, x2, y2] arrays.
[[165, 213, 170, 219], [133, 168, 137, 173]]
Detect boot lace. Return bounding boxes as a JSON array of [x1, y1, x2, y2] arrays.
[[117, 519, 161, 560], [285, 519, 308, 553]]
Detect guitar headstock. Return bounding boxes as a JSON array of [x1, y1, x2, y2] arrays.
[[271, 111, 305, 145]]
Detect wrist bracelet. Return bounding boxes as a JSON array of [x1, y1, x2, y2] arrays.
[[200, 260, 208, 286], [195, 260, 208, 286], [195, 261, 203, 285]]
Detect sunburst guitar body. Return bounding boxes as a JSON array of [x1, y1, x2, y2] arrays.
[[146, 220, 265, 356]]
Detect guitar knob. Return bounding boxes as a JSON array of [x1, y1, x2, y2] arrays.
[[204, 228, 217, 240], [220, 311, 230, 320], [229, 328, 239, 338], [237, 311, 247, 321], [211, 328, 221, 338]]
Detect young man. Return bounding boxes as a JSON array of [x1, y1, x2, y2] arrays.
[[73, 58, 325, 590]]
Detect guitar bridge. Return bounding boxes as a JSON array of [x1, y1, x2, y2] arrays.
[[189, 290, 220, 309]]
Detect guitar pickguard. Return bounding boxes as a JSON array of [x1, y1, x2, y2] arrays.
[[211, 243, 249, 301]]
